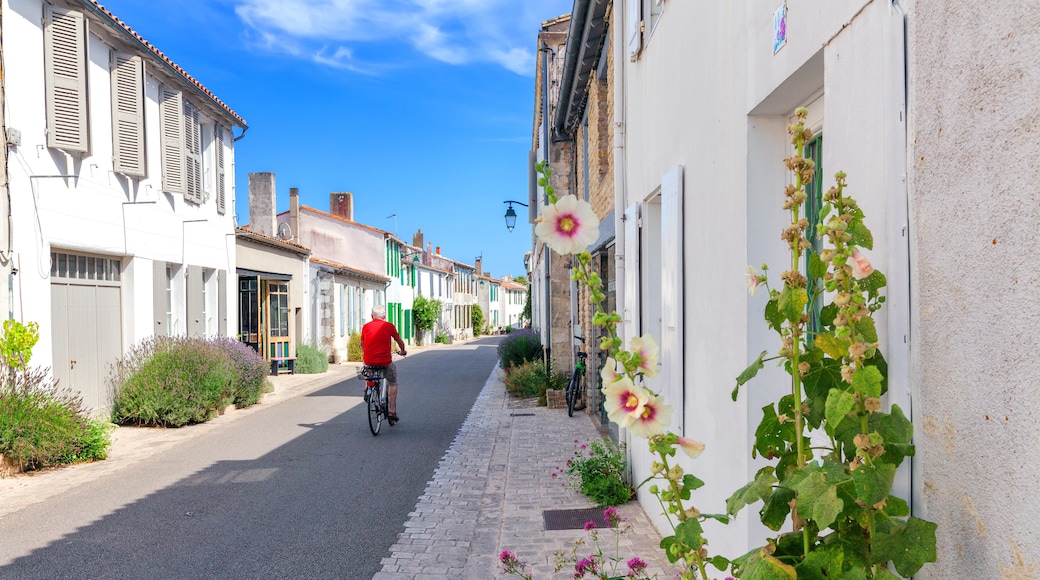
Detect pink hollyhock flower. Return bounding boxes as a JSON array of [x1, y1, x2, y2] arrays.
[[746, 265, 761, 296], [600, 358, 621, 384], [629, 334, 660, 378], [627, 393, 672, 438], [534, 195, 601, 255], [850, 251, 874, 279], [676, 435, 706, 459], [602, 375, 649, 428]]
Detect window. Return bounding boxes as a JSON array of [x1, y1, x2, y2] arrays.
[[44, 6, 89, 153], [110, 52, 145, 176], [160, 87, 185, 195], [184, 100, 203, 203], [50, 251, 121, 283], [339, 285, 346, 337], [804, 133, 824, 338], [166, 265, 174, 336], [269, 283, 289, 338]]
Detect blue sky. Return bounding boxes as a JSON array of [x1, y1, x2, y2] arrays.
[[97, 0, 572, 279]]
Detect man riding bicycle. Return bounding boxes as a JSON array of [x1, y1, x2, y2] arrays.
[[361, 305, 407, 424]]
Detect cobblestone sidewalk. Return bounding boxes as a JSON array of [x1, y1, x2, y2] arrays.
[[374, 368, 680, 579]]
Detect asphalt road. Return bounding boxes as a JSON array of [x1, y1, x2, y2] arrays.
[[0, 337, 502, 579]]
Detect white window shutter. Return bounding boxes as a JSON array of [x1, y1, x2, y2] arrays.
[[623, 202, 641, 343], [216, 126, 226, 214], [160, 87, 185, 194], [183, 101, 202, 203], [110, 52, 145, 176], [44, 6, 89, 153], [627, 0, 642, 60], [660, 165, 684, 434]]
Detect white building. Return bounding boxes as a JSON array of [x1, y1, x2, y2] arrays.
[[598, 1, 1040, 576], [500, 277, 526, 330], [3, 0, 245, 412]]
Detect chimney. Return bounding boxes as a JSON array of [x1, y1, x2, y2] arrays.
[[426, 242, 432, 265], [413, 229, 424, 250], [289, 188, 299, 241], [330, 192, 354, 221], [436, 246, 441, 255], [475, 257, 482, 275], [248, 172, 276, 238]]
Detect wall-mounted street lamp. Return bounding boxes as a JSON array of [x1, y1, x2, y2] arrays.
[[502, 200, 529, 232]]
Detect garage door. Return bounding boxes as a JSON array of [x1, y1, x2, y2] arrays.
[[50, 252, 123, 412]]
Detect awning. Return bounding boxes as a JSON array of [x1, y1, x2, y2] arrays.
[[236, 268, 292, 281]]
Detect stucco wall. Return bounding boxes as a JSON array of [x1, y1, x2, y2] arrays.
[[908, 2, 1040, 576]]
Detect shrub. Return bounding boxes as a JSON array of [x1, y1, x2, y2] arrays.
[[347, 333, 363, 362], [472, 305, 484, 337], [413, 296, 441, 339], [0, 365, 113, 470], [110, 336, 234, 427], [213, 338, 271, 408], [502, 360, 564, 404], [434, 332, 450, 344], [497, 327, 543, 370], [295, 343, 328, 374], [563, 439, 633, 507], [0, 320, 39, 371]]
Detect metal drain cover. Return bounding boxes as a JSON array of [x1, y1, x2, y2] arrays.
[[543, 508, 612, 531], [509, 412, 536, 417]]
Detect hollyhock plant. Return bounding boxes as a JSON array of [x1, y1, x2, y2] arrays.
[[626, 393, 672, 439], [628, 335, 660, 378]]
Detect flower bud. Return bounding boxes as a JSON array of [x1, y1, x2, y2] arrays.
[[798, 362, 810, 376], [834, 292, 852, 306], [819, 249, 835, 262]]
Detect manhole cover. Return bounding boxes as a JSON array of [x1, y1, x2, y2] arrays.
[[509, 412, 536, 417], [543, 508, 613, 531]]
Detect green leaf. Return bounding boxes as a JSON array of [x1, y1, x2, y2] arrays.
[[701, 513, 730, 524], [765, 298, 784, 332], [707, 555, 731, 571], [859, 270, 887, 296], [871, 516, 938, 577], [819, 303, 838, 328], [659, 536, 683, 564], [815, 333, 851, 359], [741, 548, 797, 580], [848, 221, 873, 249], [840, 569, 869, 580], [852, 462, 896, 507], [809, 252, 827, 280], [779, 287, 808, 323], [675, 518, 705, 551], [795, 549, 840, 580], [874, 567, 902, 580], [684, 473, 705, 491], [851, 366, 883, 399], [734, 350, 769, 401], [760, 486, 796, 531], [791, 464, 844, 530], [825, 390, 856, 436], [755, 403, 796, 460], [882, 495, 910, 518], [727, 467, 778, 516], [855, 316, 878, 344]]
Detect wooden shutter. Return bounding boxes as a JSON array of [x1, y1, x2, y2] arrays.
[[186, 265, 203, 336], [217, 270, 227, 337], [44, 6, 89, 153], [110, 52, 145, 176], [622, 202, 641, 343], [160, 87, 185, 194], [215, 126, 226, 214], [627, 0, 642, 60], [660, 166, 684, 434], [153, 260, 167, 335], [183, 101, 203, 203]]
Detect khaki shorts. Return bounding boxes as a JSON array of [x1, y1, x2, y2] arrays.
[[383, 362, 398, 386]]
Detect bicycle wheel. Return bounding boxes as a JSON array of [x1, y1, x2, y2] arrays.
[[566, 372, 578, 417], [573, 370, 587, 412], [367, 382, 383, 435]]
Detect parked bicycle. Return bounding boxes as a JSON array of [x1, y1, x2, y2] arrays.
[[566, 336, 588, 417], [359, 365, 390, 435]]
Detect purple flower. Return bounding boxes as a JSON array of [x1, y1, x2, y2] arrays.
[[627, 557, 647, 574], [499, 550, 515, 562], [574, 556, 598, 578], [583, 520, 597, 531], [603, 507, 620, 526]]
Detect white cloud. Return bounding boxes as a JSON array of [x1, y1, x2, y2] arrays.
[[232, 0, 569, 75]]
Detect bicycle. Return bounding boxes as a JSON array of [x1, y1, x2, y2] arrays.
[[359, 365, 390, 435], [566, 336, 588, 417]]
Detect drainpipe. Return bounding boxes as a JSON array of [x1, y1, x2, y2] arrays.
[[540, 42, 553, 361], [0, 7, 12, 319], [612, 0, 627, 346]]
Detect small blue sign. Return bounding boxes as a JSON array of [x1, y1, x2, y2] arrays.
[[774, 2, 787, 54]]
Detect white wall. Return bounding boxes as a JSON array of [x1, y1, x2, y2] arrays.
[[620, 0, 909, 556]]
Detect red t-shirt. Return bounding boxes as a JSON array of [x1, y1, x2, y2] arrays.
[[360, 318, 401, 366]]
